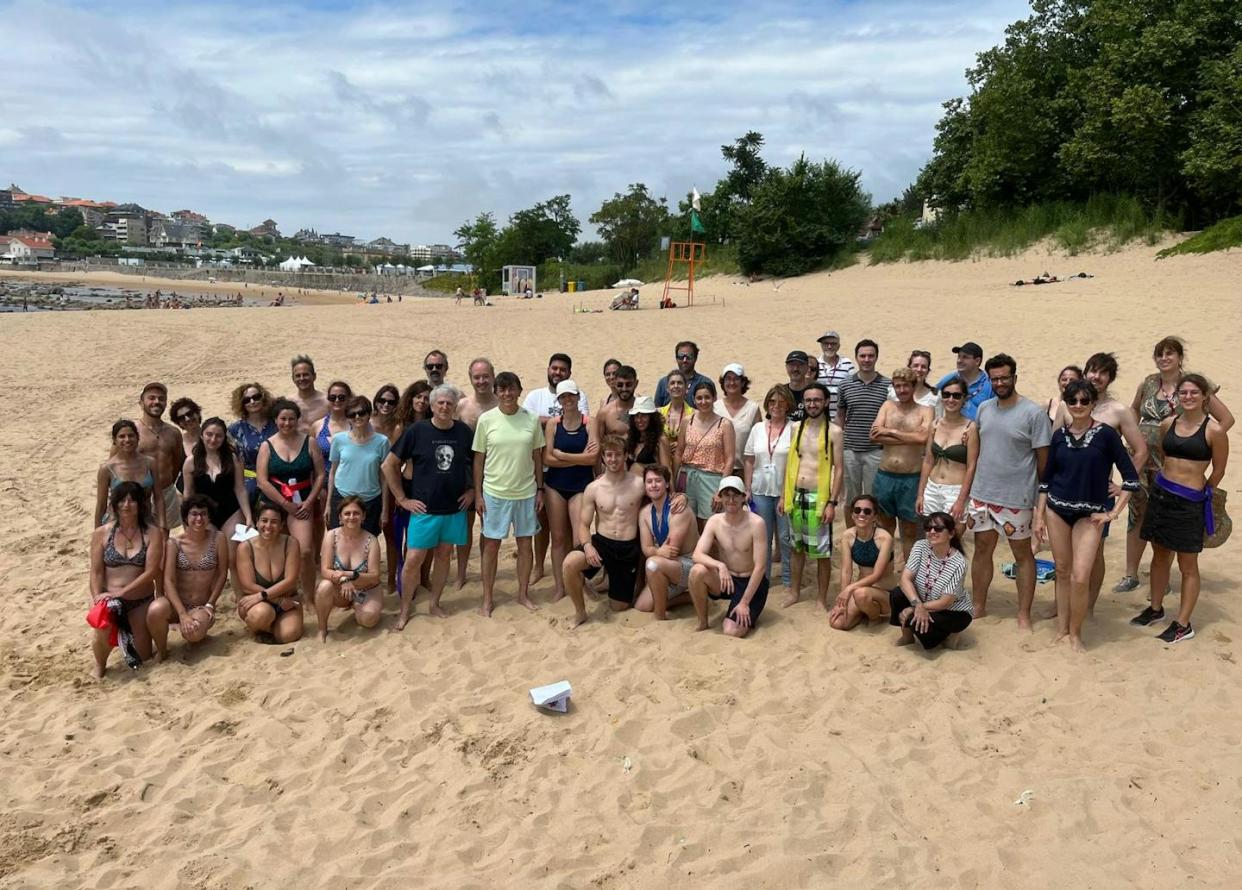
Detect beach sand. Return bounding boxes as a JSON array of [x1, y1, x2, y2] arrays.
[[1, 240, 1239, 888], [0, 268, 357, 306]]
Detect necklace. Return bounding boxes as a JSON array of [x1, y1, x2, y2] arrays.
[[766, 421, 787, 459]]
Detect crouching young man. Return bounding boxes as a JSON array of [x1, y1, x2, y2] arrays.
[[689, 475, 769, 637]]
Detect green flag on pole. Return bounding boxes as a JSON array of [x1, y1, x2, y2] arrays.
[[690, 210, 706, 234]]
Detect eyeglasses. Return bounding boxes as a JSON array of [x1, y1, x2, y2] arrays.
[[941, 391, 964, 400], [175, 411, 197, 423], [852, 507, 874, 515], [1067, 397, 1093, 406], [924, 524, 949, 533], [425, 363, 445, 371], [242, 393, 263, 405], [346, 410, 371, 419], [988, 375, 1014, 385], [327, 393, 349, 402], [676, 354, 694, 361], [375, 397, 397, 407]]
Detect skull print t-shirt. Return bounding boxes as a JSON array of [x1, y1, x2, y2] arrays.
[[391, 419, 474, 513]]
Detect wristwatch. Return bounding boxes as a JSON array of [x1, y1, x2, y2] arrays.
[[827, 499, 839, 506]]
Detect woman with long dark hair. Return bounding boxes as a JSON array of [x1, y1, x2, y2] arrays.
[[889, 511, 973, 650]]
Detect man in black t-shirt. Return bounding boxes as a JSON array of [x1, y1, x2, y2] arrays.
[[382, 384, 474, 628], [784, 350, 813, 422]]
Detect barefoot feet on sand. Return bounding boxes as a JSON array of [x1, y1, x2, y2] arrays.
[[518, 596, 539, 612], [781, 592, 800, 608]]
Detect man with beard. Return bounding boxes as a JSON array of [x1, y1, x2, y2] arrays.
[[136, 381, 185, 534], [968, 353, 1052, 628], [654, 341, 710, 408], [784, 350, 814, 422], [423, 349, 450, 389], [593, 365, 639, 438], [523, 352, 591, 422], [780, 383, 844, 609]]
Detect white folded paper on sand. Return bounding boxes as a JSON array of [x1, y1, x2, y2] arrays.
[[231, 525, 259, 543], [529, 680, 572, 712]]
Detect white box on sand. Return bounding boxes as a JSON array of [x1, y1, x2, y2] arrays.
[[529, 680, 572, 712]]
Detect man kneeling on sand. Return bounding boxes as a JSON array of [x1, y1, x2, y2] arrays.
[[563, 436, 646, 625], [635, 464, 699, 619], [689, 476, 769, 637]]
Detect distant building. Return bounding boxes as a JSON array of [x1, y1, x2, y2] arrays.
[[59, 198, 109, 227], [171, 209, 208, 224], [1, 231, 56, 263], [0, 189, 12, 209], [367, 236, 408, 255], [410, 243, 459, 262], [249, 218, 280, 238], [102, 205, 149, 245], [149, 217, 204, 248], [213, 223, 237, 236], [229, 246, 264, 263], [320, 232, 355, 248], [291, 228, 321, 243]]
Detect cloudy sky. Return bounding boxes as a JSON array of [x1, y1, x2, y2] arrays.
[[1, 0, 1029, 244]]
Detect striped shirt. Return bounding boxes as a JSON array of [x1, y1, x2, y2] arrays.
[[905, 540, 972, 611], [817, 355, 855, 421], [836, 372, 890, 452]]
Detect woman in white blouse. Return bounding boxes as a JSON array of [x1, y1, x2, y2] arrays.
[[716, 363, 761, 474], [889, 510, 974, 649], [743, 384, 795, 588]]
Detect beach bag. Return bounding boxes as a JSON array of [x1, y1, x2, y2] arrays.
[[1001, 558, 1056, 583], [1204, 488, 1231, 549]]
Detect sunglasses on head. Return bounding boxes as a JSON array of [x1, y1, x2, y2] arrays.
[[327, 393, 349, 402], [425, 363, 445, 371], [346, 410, 370, 419], [852, 506, 874, 515], [242, 393, 263, 405], [375, 397, 397, 407]]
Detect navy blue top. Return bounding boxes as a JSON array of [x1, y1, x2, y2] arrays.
[[655, 371, 712, 408], [1039, 423, 1140, 514], [544, 419, 594, 494]]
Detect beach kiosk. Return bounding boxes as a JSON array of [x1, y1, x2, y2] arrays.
[[501, 265, 536, 296]]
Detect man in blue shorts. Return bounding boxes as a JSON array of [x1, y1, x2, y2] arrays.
[[383, 384, 474, 629]]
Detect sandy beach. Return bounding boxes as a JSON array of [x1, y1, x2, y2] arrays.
[[0, 268, 358, 307], [1, 240, 1240, 888]]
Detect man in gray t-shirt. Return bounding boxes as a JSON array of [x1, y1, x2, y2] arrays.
[[967, 354, 1051, 629]]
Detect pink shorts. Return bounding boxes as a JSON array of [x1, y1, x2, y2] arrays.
[[967, 498, 1033, 540]]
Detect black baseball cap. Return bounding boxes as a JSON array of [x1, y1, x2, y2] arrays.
[[785, 350, 810, 364], [952, 342, 983, 358]]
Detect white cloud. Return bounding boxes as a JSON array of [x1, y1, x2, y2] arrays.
[[3, 0, 1029, 241]]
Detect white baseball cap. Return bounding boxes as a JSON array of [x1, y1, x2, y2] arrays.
[[555, 380, 580, 397], [722, 362, 745, 377], [717, 475, 746, 494]]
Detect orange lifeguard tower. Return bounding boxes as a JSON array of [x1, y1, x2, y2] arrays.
[[660, 241, 705, 308]]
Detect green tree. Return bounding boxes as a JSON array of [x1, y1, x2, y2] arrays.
[[453, 212, 500, 276], [589, 183, 670, 271], [735, 155, 870, 277], [507, 194, 580, 264], [1182, 43, 1242, 216]]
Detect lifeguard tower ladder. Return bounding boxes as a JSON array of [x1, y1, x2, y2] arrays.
[[661, 241, 705, 308]]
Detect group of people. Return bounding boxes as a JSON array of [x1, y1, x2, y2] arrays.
[[87, 333, 1230, 677]]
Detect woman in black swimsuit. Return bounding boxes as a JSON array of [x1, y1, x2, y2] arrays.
[[183, 417, 253, 590], [235, 502, 303, 643], [257, 398, 326, 597], [88, 481, 164, 677], [542, 381, 599, 603], [1132, 374, 1230, 643], [627, 396, 670, 474]]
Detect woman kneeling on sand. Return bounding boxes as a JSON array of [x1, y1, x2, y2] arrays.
[[148, 494, 229, 658], [828, 495, 895, 631], [889, 511, 973, 651], [88, 481, 165, 677], [314, 495, 383, 641], [235, 502, 304, 644]]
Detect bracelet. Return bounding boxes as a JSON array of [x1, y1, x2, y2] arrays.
[[204, 603, 216, 612]]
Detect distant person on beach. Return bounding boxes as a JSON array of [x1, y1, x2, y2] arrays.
[[148, 495, 230, 658], [1034, 379, 1139, 652], [688, 475, 769, 637], [473, 371, 545, 616], [915, 377, 978, 532], [542, 380, 598, 604], [257, 398, 326, 596], [1131, 373, 1229, 644], [385, 385, 474, 629], [234, 502, 304, 645], [655, 341, 710, 408], [870, 367, 933, 560], [88, 481, 164, 677], [936, 341, 991, 421], [594, 364, 639, 438], [890, 512, 973, 651], [314, 496, 383, 642], [836, 340, 890, 506], [828, 494, 895, 631], [562, 435, 645, 625], [968, 353, 1051, 627], [635, 464, 699, 619], [95, 419, 163, 529], [135, 382, 185, 532], [291, 355, 328, 434], [780, 382, 843, 609], [815, 330, 854, 422], [455, 286, 464, 305]]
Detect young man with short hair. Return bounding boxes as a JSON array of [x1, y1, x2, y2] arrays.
[[635, 464, 700, 619], [688, 475, 770, 637], [836, 339, 890, 506]]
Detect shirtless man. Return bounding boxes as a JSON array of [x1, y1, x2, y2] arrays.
[[635, 465, 700, 619], [780, 383, 844, 609], [291, 355, 329, 435], [562, 435, 646, 626], [593, 365, 638, 439], [870, 367, 934, 561], [136, 382, 186, 535], [453, 358, 497, 588], [688, 476, 770, 637], [1045, 352, 1147, 617]]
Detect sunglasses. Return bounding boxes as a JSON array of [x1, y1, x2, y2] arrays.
[[852, 507, 874, 515], [425, 363, 445, 371], [676, 354, 694, 361], [175, 411, 197, 423], [1067, 397, 1093, 406], [924, 524, 949, 533], [327, 393, 349, 402], [375, 397, 397, 407], [242, 393, 263, 405], [347, 410, 371, 419], [941, 391, 964, 400]]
